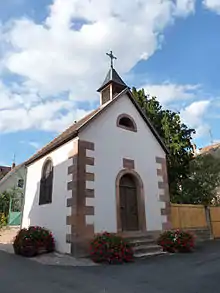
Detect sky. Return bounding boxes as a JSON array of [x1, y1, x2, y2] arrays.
[[0, 0, 220, 166]]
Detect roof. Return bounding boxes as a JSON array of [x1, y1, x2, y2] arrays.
[[199, 142, 220, 154], [0, 163, 25, 186], [97, 67, 127, 92], [0, 166, 11, 179], [26, 88, 169, 166], [25, 108, 101, 166]]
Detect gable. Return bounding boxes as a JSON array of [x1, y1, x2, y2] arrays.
[[0, 164, 26, 194], [79, 91, 168, 155], [79, 93, 167, 156], [26, 89, 168, 166]]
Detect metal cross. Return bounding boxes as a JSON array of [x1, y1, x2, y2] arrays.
[[106, 50, 117, 68]]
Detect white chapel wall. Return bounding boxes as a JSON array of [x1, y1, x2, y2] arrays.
[[22, 138, 76, 254], [79, 94, 166, 233]]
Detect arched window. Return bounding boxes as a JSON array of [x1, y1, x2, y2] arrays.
[[117, 114, 137, 132], [39, 159, 53, 205]]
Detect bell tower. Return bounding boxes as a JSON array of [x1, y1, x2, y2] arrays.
[[97, 51, 127, 106]]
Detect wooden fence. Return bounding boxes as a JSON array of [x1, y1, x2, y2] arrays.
[[171, 204, 207, 229], [210, 207, 220, 238], [171, 204, 220, 238]]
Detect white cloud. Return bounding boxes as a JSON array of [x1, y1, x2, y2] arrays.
[[180, 100, 211, 137], [20, 141, 40, 149], [0, 99, 90, 133], [143, 82, 200, 105], [27, 142, 40, 149], [203, 0, 220, 14], [175, 0, 196, 16], [0, 0, 196, 133]]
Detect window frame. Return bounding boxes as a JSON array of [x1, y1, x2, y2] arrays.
[[116, 113, 137, 132], [17, 179, 24, 189], [39, 158, 53, 205]]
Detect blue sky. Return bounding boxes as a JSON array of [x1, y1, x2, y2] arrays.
[[0, 0, 220, 166]]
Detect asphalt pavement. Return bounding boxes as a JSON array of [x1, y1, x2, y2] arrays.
[[1, 241, 220, 293]]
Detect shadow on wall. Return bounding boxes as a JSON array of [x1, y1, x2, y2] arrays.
[[26, 158, 72, 254]]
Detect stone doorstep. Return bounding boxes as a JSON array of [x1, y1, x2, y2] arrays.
[[122, 231, 159, 240], [123, 232, 164, 259], [134, 251, 166, 258], [130, 238, 156, 247], [133, 244, 162, 255]]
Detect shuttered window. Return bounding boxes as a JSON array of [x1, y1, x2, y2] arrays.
[[39, 159, 53, 205]]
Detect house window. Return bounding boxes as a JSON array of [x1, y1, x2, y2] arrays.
[[39, 159, 53, 205], [117, 114, 137, 132], [18, 179, 24, 188]]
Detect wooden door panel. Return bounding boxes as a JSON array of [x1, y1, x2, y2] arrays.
[[126, 187, 139, 231], [119, 184, 139, 231], [120, 186, 127, 231]]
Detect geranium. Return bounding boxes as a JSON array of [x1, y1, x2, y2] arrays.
[[90, 232, 133, 264], [157, 230, 195, 253], [13, 226, 55, 257]]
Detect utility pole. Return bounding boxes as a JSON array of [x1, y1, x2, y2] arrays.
[[209, 128, 214, 145]]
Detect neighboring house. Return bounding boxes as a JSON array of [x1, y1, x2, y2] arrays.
[[22, 63, 170, 256], [0, 166, 11, 180], [0, 163, 26, 225], [199, 142, 220, 157], [0, 164, 26, 195]]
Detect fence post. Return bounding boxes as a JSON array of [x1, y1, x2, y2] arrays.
[[205, 206, 213, 240]]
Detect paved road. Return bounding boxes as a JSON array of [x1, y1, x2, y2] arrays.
[[1, 241, 220, 293]]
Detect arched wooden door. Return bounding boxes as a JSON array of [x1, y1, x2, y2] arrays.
[[119, 174, 139, 231]]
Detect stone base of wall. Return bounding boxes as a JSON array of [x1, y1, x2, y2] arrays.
[[188, 228, 212, 242]]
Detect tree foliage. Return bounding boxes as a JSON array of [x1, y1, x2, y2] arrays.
[[132, 88, 195, 200], [0, 190, 11, 216], [178, 154, 220, 206]]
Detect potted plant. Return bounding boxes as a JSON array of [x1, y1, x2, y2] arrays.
[[157, 230, 195, 253], [13, 226, 55, 257], [90, 232, 134, 264], [174, 230, 195, 253], [157, 230, 176, 253]]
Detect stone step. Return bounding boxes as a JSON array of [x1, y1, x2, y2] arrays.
[[125, 233, 156, 242], [134, 250, 166, 258], [130, 238, 156, 247], [123, 233, 163, 258], [133, 244, 161, 255]]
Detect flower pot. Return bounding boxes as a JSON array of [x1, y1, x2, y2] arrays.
[[108, 258, 123, 265], [20, 245, 37, 257], [163, 247, 175, 253], [177, 247, 191, 253], [46, 242, 55, 253]]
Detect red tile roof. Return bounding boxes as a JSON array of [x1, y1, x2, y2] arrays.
[[0, 166, 11, 179], [199, 142, 220, 154]]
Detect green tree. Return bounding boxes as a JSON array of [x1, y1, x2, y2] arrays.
[[132, 88, 195, 200], [179, 154, 220, 205], [0, 190, 11, 216]]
